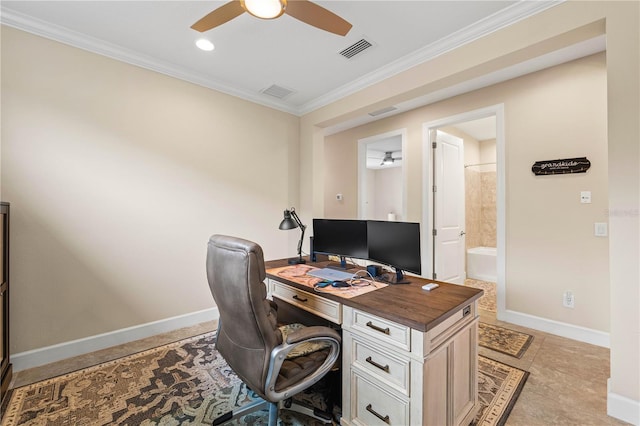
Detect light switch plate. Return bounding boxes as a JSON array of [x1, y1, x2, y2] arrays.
[[581, 191, 591, 203]]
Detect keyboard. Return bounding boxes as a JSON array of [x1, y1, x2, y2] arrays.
[[307, 267, 355, 281]]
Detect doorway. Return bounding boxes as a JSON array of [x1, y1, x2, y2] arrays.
[[423, 105, 504, 315], [357, 129, 407, 221]]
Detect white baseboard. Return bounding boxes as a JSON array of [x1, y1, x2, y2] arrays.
[[608, 379, 640, 425], [12, 308, 219, 372], [499, 309, 610, 348]]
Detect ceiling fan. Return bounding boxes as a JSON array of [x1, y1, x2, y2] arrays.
[[191, 0, 353, 36]]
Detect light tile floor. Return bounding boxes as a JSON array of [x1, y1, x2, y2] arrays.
[[479, 309, 629, 426], [8, 312, 630, 425]]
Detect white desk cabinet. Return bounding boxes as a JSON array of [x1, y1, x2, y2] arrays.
[[341, 305, 478, 426]]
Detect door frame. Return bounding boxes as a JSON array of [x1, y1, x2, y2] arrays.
[[422, 104, 506, 317], [357, 128, 408, 220]]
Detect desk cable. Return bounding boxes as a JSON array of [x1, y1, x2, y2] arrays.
[[312, 269, 379, 293]]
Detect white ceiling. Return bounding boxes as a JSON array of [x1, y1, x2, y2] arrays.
[[1, 1, 561, 116]]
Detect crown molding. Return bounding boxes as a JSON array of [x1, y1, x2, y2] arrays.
[[1, 2, 560, 117], [0, 7, 299, 115], [298, 1, 562, 115]]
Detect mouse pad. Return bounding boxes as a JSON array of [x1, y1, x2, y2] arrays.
[[266, 265, 386, 299]]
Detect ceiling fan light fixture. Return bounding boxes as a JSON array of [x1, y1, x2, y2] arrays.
[[241, 0, 286, 19]]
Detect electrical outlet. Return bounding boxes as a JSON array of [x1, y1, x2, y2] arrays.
[[595, 222, 608, 237], [563, 291, 575, 308]]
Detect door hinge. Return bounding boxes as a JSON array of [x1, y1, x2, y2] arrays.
[[432, 141, 437, 149], [432, 185, 437, 192], [432, 272, 437, 280], [432, 229, 437, 236]]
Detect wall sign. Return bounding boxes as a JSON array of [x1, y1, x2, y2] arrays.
[[531, 157, 591, 176]]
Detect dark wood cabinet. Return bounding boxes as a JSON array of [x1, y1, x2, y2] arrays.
[[1, 202, 11, 406]]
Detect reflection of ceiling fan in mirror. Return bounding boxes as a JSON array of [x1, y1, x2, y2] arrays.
[[191, 0, 353, 36], [379, 151, 402, 166]]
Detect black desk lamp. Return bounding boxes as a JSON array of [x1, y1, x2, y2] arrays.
[[279, 207, 306, 265]]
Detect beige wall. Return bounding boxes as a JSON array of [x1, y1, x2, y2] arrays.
[[301, 1, 639, 415], [1, 27, 299, 353], [324, 53, 609, 331]]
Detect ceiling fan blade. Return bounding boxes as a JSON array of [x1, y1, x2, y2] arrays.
[[191, 1, 245, 32], [285, 0, 352, 36]]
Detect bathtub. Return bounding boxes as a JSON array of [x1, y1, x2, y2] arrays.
[[466, 246, 497, 282]]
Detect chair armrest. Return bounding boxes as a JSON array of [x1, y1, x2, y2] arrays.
[[264, 325, 341, 402], [283, 326, 340, 345]]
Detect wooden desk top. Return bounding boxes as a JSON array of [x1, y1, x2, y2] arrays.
[[265, 257, 483, 333]]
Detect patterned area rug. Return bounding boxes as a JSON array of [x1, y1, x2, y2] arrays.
[[1, 332, 528, 426], [479, 323, 534, 359]]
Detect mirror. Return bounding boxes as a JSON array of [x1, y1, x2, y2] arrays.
[[358, 130, 406, 221]]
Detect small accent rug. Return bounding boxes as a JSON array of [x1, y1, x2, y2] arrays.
[[479, 322, 534, 359], [473, 356, 529, 426], [1, 333, 528, 426]]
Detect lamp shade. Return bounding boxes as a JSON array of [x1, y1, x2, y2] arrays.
[[278, 208, 306, 264], [279, 210, 298, 230]]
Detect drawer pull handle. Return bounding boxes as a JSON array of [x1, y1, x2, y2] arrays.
[[366, 356, 389, 373], [366, 404, 390, 424], [366, 321, 390, 335], [292, 295, 308, 303]]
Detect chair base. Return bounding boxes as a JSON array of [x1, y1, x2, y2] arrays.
[[212, 396, 334, 426]]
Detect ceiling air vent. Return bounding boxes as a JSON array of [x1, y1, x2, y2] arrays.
[[261, 84, 295, 99], [339, 38, 373, 59], [368, 106, 398, 117]]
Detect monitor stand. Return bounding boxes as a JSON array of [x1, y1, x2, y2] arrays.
[[327, 256, 357, 270]]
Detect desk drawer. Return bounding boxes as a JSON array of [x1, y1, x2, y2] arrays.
[[344, 307, 410, 351], [350, 371, 409, 426], [351, 335, 410, 396], [271, 280, 342, 324]]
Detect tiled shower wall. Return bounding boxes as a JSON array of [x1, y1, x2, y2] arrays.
[[465, 167, 496, 249], [480, 171, 496, 247]]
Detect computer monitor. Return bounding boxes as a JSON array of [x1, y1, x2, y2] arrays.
[[312, 219, 368, 265], [367, 220, 421, 283]]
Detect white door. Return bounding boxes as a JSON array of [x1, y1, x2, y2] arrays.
[[433, 130, 465, 284]]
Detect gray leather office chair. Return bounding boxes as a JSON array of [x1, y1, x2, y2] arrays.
[[206, 235, 341, 425]]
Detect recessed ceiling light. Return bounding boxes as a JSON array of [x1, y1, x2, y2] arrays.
[[195, 38, 214, 51]]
